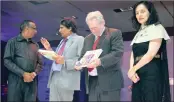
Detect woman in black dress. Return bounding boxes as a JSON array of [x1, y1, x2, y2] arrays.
[[128, 1, 171, 102]]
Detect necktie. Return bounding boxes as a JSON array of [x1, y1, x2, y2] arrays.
[[52, 39, 67, 71], [88, 36, 100, 72], [58, 38, 68, 55]]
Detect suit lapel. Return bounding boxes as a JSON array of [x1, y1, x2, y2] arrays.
[[55, 39, 63, 53], [63, 34, 75, 55], [96, 28, 107, 49], [88, 34, 95, 50]]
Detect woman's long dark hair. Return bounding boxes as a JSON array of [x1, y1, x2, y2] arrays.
[[131, 1, 159, 30]]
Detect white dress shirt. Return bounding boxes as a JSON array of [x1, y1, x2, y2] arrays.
[[89, 27, 105, 76]]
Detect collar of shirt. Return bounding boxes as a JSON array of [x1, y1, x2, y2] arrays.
[[17, 34, 35, 43], [67, 33, 74, 40], [60, 33, 75, 44], [94, 27, 105, 40]]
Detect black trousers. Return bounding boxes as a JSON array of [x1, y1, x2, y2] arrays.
[[88, 76, 121, 101], [7, 77, 37, 102]]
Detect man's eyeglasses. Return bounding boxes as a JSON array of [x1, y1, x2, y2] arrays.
[[28, 26, 37, 30], [30, 26, 37, 30]]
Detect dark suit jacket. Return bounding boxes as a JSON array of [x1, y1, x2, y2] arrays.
[[80, 27, 124, 93]]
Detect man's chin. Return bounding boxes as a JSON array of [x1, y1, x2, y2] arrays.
[[60, 34, 65, 38], [30, 35, 35, 38]]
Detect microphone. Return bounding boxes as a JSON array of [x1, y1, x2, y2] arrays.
[[56, 31, 59, 35], [56, 29, 60, 35]]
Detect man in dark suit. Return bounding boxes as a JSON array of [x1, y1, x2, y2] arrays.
[[75, 11, 124, 101]]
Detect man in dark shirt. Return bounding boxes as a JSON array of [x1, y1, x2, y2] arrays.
[[4, 20, 43, 101]]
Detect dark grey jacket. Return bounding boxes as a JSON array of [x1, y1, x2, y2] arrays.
[[80, 28, 124, 93], [4, 34, 43, 80]]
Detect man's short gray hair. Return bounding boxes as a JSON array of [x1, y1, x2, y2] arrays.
[[86, 11, 105, 24]]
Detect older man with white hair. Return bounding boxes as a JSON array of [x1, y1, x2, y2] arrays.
[[75, 11, 124, 101]]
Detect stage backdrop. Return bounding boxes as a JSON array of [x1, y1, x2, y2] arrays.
[[37, 48, 56, 101], [38, 37, 173, 101]]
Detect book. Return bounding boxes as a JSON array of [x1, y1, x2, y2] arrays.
[[76, 49, 103, 67], [38, 49, 58, 60]]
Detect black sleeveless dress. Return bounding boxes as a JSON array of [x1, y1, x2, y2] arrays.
[[131, 40, 171, 102]]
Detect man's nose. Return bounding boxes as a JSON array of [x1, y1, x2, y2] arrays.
[[138, 13, 142, 17]]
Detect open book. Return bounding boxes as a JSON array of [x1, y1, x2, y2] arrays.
[[76, 49, 103, 67], [38, 49, 58, 60]]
